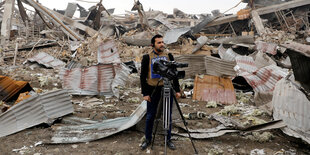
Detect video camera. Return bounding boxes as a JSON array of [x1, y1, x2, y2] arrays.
[[153, 59, 188, 80]]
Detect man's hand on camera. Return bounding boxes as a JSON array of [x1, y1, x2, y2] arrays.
[[143, 96, 151, 102], [176, 92, 181, 99]]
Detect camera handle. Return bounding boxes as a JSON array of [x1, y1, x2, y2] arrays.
[[150, 77, 198, 155]]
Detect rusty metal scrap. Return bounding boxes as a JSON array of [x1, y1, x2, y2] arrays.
[[0, 76, 33, 102], [193, 75, 237, 104]]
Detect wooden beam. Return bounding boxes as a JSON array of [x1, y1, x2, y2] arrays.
[[206, 15, 238, 27], [51, 9, 97, 37], [17, 0, 30, 25]]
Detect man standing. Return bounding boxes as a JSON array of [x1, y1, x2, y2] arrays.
[[140, 34, 181, 150]]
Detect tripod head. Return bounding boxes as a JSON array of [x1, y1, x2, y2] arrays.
[[153, 59, 188, 81]]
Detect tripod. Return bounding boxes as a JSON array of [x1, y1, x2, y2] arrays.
[[150, 77, 198, 155]]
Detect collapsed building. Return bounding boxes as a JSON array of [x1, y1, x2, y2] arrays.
[[0, 0, 310, 154]]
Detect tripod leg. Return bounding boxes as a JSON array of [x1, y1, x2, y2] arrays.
[[151, 91, 163, 149], [172, 94, 199, 154]]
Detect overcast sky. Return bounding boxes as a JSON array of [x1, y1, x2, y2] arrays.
[[38, 0, 247, 15]]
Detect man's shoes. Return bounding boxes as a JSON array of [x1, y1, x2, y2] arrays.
[[140, 139, 150, 150], [167, 140, 176, 150]]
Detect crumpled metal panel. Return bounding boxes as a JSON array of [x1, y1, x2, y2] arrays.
[[218, 44, 240, 62], [163, 27, 191, 44], [175, 55, 206, 78], [272, 78, 310, 144], [241, 65, 288, 92], [97, 40, 121, 64], [193, 75, 236, 104], [111, 63, 131, 98], [205, 56, 236, 77], [0, 76, 33, 102], [255, 41, 277, 55], [0, 90, 73, 137], [50, 101, 147, 143], [61, 64, 117, 96], [28, 52, 66, 69], [235, 56, 258, 74], [153, 14, 176, 29]]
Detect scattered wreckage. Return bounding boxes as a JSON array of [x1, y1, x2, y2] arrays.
[[0, 0, 310, 154]]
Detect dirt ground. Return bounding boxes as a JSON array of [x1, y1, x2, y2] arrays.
[[1, 49, 310, 155]]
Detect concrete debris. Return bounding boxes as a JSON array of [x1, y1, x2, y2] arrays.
[[206, 101, 218, 108], [250, 149, 265, 155], [246, 132, 274, 143]]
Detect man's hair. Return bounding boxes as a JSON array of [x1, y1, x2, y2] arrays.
[[151, 34, 163, 47]]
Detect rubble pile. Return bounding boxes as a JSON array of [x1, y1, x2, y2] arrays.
[[0, 0, 310, 154]]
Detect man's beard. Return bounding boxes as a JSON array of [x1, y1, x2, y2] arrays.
[[156, 46, 164, 53]]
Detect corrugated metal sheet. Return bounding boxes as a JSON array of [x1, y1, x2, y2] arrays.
[[0, 90, 73, 137], [61, 64, 118, 96], [28, 52, 66, 69], [205, 56, 236, 77], [241, 65, 288, 92], [97, 40, 121, 64], [192, 36, 208, 53], [50, 101, 147, 143], [193, 75, 236, 104], [253, 51, 277, 69], [66, 61, 82, 69], [163, 27, 191, 44], [175, 55, 206, 78], [255, 41, 277, 55], [0, 76, 33, 102], [281, 41, 310, 57], [218, 44, 240, 61], [235, 56, 258, 74], [153, 14, 176, 29], [111, 63, 131, 98], [272, 78, 310, 144]]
